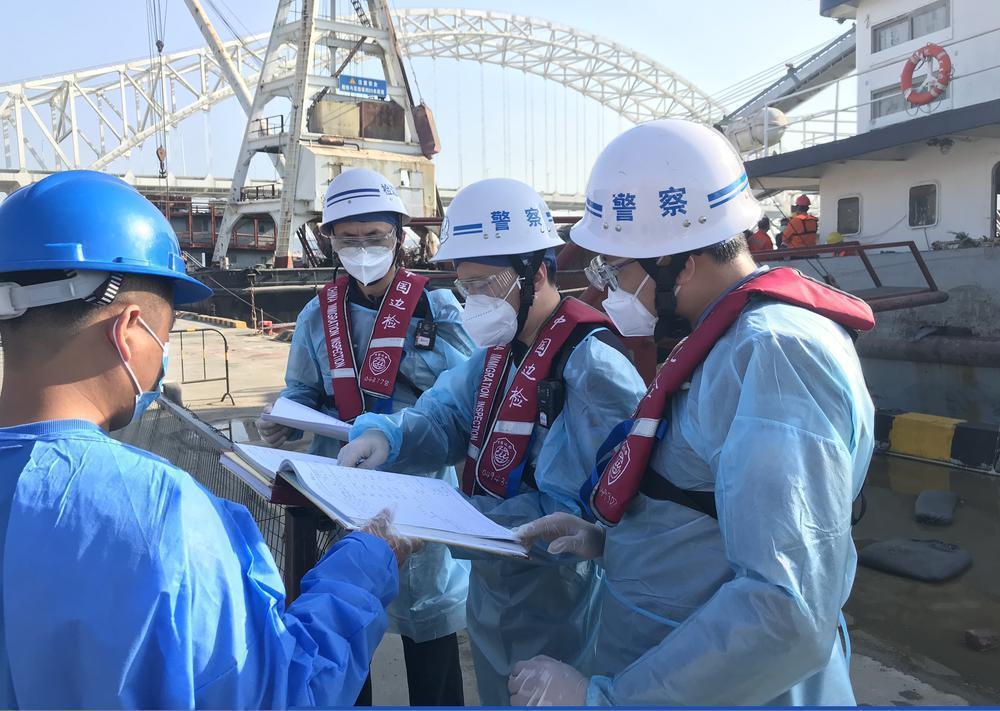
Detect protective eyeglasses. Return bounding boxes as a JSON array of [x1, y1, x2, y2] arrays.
[[454, 269, 521, 300], [328, 228, 398, 252], [584, 255, 635, 292]]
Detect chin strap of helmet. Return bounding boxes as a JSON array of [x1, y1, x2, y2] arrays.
[[507, 249, 547, 338], [638, 251, 694, 341], [391, 215, 405, 269]]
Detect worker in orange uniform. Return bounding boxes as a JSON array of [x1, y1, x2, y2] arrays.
[[782, 195, 818, 249], [747, 216, 776, 253]]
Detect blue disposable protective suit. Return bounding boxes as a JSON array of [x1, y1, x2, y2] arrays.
[[280, 284, 473, 644], [584, 299, 874, 706], [352, 328, 647, 704], [0, 419, 397, 709]]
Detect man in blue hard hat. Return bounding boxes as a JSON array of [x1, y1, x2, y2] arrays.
[[0, 171, 412, 708]]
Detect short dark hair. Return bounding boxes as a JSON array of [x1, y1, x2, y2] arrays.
[[0, 271, 173, 358], [702, 234, 749, 263]]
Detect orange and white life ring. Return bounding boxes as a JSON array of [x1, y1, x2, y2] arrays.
[[900, 43, 953, 106]]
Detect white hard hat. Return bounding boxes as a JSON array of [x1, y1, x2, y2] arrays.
[[321, 167, 410, 231], [433, 178, 563, 262], [571, 119, 762, 259]]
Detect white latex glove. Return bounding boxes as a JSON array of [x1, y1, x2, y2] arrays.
[[359, 508, 423, 568], [255, 403, 291, 447], [508, 655, 588, 706], [337, 430, 390, 470], [514, 512, 606, 560]]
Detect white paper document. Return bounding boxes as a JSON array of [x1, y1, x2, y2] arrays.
[[261, 397, 352, 441], [219, 443, 353, 499], [283, 458, 526, 557], [231, 442, 334, 477], [288, 459, 515, 539], [219, 444, 527, 558]]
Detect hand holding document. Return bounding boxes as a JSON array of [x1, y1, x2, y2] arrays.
[[360, 509, 424, 567], [220, 444, 527, 558], [260, 397, 352, 442]]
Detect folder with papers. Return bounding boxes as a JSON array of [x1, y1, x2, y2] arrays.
[[220, 444, 528, 558]]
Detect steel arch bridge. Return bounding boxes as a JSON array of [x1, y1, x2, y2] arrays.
[[395, 9, 723, 126], [0, 8, 722, 183]]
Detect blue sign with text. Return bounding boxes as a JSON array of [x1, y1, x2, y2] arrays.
[[337, 74, 388, 100]]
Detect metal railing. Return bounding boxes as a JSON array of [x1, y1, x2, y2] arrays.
[[240, 183, 280, 201], [410, 215, 949, 315], [718, 25, 857, 129], [755, 30, 1000, 159], [253, 114, 285, 137], [755, 240, 947, 312], [169, 327, 235, 404]]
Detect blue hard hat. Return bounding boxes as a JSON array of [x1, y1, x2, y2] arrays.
[[0, 171, 212, 305]]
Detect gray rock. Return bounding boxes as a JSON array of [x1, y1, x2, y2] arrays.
[[859, 538, 972, 582], [964, 628, 999, 652], [914, 490, 959, 525]]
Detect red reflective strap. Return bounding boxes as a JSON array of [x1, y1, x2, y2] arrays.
[[591, 268, 875, 524], [461, 345, 514, 495], [464, 298, 614, 498], [320, 275, 365, 422]]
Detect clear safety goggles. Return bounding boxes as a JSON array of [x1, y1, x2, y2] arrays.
[[584, 255, 636, 292], [454, 269, 521, 300], [329, 228, 397, 252]]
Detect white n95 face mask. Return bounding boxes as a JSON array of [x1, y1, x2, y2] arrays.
[[337, 246, 395, 285], [462, 295, 519, 347], [601, 276, 658, 337]]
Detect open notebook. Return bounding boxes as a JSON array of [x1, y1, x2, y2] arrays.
[[261, 397, 352, 442], [220, 444, 528, 559]]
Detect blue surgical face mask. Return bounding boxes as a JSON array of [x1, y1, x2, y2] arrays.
[[113, 315, 169, 426]]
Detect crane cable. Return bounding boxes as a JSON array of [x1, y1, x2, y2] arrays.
[[146, 0, 170, 182], [389, 0, 424, 104], [203, 0, 263, 64]]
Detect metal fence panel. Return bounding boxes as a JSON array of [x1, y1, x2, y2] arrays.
[[114, 402, 287, 575], [169, 327, 235, 404]]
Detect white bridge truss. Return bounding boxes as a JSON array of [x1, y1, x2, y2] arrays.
[[0, 34, 269, 185], [0, 7, 722, 192], [395, 9, 724, 125]]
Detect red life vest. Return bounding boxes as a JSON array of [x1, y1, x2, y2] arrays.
[[463, 298, 613, 498], [586, 268, 875, 525], [318, 269, 429, 422]]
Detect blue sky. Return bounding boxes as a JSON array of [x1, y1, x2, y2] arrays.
[[3, 1, 842, 90], [1, 1, 848, 192]]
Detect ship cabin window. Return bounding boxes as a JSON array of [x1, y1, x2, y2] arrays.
[[909, 184, 938, 227], [871, 77, 947, 120], [872, 0, 950, 53], [837, 197, 861, 235]]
